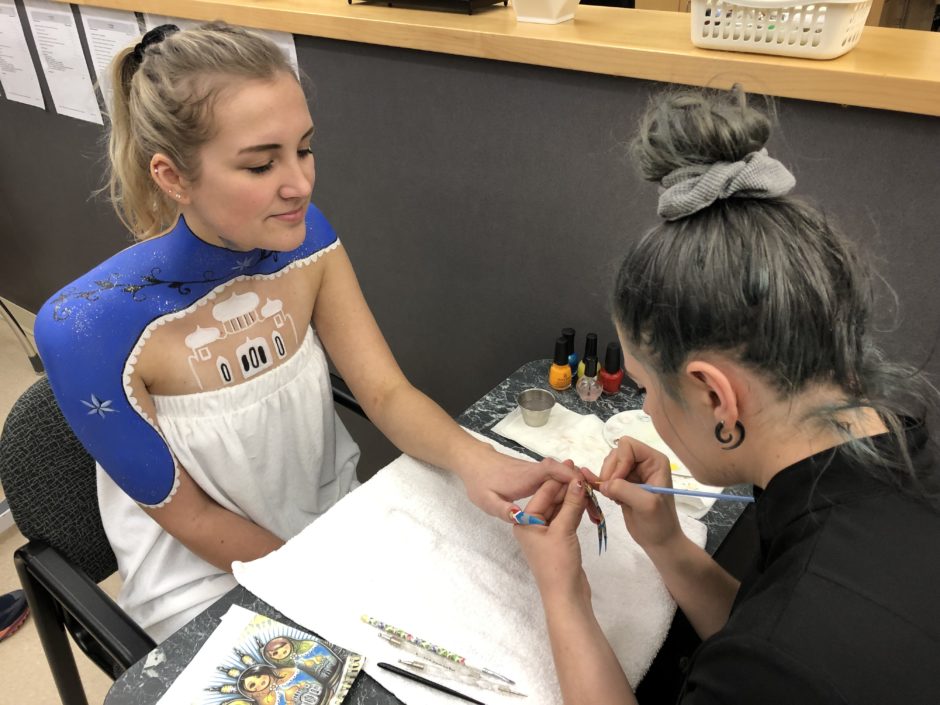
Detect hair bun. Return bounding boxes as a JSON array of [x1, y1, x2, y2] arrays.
[[632, 87, 772, 183]]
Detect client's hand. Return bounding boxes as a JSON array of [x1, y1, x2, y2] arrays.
[[460, 450, 578, 523], [596, 437, 683, 552], [513, 477, 591, 605]]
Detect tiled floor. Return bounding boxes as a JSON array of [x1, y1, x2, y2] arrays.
[[0, 311, 121, 705]]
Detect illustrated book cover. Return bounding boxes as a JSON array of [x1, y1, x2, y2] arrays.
[[156, 604, 363, 705]]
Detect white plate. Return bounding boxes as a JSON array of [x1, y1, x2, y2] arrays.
[[602, 410, 692, 477]]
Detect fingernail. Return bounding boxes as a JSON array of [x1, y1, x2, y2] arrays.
[[575, 480, 583, 489], [510, 509, 546, 526]]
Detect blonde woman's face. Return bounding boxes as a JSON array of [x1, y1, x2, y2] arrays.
[[182, 72, 315, 252]]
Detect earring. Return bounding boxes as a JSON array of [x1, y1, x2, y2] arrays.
[[715, 421, 745, 450]]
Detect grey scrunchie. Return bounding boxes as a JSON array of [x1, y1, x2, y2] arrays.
[[657, 148, 796, 221]]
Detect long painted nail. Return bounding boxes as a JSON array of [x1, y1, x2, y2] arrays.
[[510, 509, 546, 526]]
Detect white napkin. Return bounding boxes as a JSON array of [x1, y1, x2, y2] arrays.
[[492, 406, 719, 518], [493, 405, 611, 470], [234, 430, 706, 705]]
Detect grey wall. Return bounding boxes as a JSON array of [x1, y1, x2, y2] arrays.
[[2, 31, 939, 474]]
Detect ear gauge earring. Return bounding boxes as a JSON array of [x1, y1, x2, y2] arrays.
[[715, 421, 746, 450]]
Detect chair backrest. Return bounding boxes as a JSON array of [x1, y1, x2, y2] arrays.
[[0, 376, 117, 583]]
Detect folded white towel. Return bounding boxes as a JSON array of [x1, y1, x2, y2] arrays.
[[234, 430, 706, 705]]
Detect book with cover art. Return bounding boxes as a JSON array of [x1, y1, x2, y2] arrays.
[[156, 605, 363, 705]]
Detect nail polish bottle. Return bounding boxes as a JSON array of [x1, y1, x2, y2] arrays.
[[562, 328, 578, 382], [549, 336, 572, 391], [576, 356, 603, 402], [599, 342, 624, 395], [577, 333, 598, 379]]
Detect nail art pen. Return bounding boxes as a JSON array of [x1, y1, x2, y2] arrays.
[[378, 632, 507, 685], [396, 659, 528, 697], [589, 481, 754, 503], [377, 662, 488, 705], [362, 615, 516, 685]]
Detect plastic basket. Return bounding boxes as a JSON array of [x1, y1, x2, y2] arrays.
[[690, 0, 873, 59]]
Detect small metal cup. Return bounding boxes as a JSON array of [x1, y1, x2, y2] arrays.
[[517, 388, 555, 427]]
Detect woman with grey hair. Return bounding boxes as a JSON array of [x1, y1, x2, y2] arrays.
[[514, 87, 940, 704]]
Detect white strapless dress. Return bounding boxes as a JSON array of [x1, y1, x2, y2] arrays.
[[97, 327, 360, 641]]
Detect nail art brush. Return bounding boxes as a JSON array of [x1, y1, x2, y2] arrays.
[[377, 662, 489, 705], [589, 481, 753, 503], [637, 484, 754, 502]]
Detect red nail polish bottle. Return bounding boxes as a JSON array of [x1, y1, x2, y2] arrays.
[[599, 342, 624, 395]]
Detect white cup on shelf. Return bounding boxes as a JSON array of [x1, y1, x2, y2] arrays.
[[511, 0, 580, 23]]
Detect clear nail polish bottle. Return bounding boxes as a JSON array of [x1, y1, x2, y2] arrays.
[[576, 356, 602, 402]]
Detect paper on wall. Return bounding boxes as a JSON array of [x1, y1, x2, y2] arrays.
[[78, 6, 140, 114], [0, 0, 44, 108], [23, 0, 101, 124], [142, 13, 201, 32], [256, 28, 299, 78], [143, 14, 299, 79]]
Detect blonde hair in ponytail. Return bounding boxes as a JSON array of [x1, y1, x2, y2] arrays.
[[105, 22, 295, 240]]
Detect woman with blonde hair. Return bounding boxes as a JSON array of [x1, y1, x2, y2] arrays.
[[35, 22, 574, 640]]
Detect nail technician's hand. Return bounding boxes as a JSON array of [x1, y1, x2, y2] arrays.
[[514, 478, 591, 604], [597, 437, 683, 552], [462, 453, 578, 523]]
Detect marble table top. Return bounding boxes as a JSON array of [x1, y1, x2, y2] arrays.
[[106, 360, 750, 704]]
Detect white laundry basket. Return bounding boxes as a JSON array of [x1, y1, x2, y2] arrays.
[[690, 0, 873, 59]]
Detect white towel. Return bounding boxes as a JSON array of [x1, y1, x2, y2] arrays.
[[234, 431, 706, 705]]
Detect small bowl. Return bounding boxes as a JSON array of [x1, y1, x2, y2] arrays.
[[517, 388, 556, 427]]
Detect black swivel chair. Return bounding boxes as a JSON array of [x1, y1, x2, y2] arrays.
[[0, 374, 366, 705]]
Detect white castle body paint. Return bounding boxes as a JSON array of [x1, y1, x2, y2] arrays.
[[184, 291, 298, 390]]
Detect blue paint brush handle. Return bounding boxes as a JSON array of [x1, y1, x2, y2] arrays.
[[638, 484, 754, 503]]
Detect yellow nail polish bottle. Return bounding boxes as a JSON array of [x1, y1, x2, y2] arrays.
[[549, 336, 572, 391]]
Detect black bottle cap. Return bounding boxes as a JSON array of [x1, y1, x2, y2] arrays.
[[584, 356, 598, 377], [604, 342, 621, 373], [584, 333, 597, 359], [554, 337, 569, 366], [561, 328, 575, 356]]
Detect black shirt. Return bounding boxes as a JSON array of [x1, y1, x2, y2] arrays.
[[679, 428, 940, 705]]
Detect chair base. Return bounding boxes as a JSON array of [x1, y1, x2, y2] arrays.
[[14, 542, 157, 705]]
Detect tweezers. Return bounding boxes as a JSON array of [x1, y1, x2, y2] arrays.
[[583, 483, 607, 554]]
